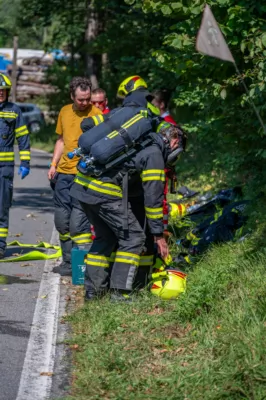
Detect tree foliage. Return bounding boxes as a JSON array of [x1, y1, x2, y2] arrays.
[[0, 0, 44, 47], [3, 0, 266, 199], [15, 0, 179, 107], [124, 0, 266, 200]]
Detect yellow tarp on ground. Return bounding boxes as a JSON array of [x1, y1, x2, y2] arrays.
[[0, 241, 62, 262]]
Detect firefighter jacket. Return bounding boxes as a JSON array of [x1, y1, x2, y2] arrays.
[[133, 136, 166, 236], [0, 101, 30, 167], [70, 134, 168, 236]]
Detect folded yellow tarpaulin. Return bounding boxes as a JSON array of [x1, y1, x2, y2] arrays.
[[0, 241, 62, 262]]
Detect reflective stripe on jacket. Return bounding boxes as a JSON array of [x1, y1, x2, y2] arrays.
[[71, 172, 123, 204], [135, 142, 166, 236], [0, 101, 30, 167]]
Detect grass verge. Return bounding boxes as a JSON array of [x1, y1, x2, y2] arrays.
[[64, 239, 266, 400]]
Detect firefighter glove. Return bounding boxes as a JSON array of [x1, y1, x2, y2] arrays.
[[18, 166, 30, 180]]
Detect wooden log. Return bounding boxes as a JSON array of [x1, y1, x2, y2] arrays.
[[16, 94, 31, 100], [16, 63, 41, 72], [21, 57, 53, 67], [19, 73, 45, 83], [17, 80, 51, 89], [16, 86, 56, 95]]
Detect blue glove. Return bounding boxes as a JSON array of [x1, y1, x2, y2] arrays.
[[18, 166, 30, 179]]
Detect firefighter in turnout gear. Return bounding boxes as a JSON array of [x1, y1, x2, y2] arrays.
[[0, 73, 30, 259], [70, 77, 169, 301], [156, 121, 187, 230], [127, 115, 186, 290]]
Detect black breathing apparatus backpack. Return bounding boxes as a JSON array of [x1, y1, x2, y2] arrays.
[[76, 106, 161, 176]]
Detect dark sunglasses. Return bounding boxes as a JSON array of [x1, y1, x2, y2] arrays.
[[91, 100, 106, 105]]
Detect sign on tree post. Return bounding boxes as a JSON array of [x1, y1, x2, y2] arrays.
[[196, 4, 266, 134]]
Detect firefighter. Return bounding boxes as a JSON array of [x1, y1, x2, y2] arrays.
[[48, 77, 102, 276], [70, 76, 169, 301], [0, 73, 30, 259], [91, 88, 110, 114], [131, 121, 186, 289], [156, 122, 188, 230], [117, 76, 161, 290], [152, 89, 177, 125]]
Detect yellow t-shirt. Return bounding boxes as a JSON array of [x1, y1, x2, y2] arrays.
[[56, 104, 102, 174]]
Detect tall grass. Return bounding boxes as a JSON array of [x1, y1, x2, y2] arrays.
[[64, 239, 266, 400]]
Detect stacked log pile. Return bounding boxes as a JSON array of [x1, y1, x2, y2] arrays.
[[9, 57, 57, 101]]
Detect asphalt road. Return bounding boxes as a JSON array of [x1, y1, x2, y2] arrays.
[[0, 148, 67, 400]]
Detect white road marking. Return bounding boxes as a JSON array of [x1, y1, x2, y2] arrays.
[[16, 226, 61, 400]]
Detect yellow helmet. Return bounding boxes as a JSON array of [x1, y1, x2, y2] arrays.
[[168, 202, 187, 219], [153, 254, 173, 271], [156, 120, 172, 133], [0, 73, 12, 90], [150, 269, 187, 300], [117, 75, 148, 98]]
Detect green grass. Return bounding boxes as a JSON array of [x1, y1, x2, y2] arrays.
[[64, 239, 266, 400], [59, 128, 266, 399]]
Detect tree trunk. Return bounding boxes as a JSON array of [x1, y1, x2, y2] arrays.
[[84, 0, 100, 88], [102, 53, 108, 77], [11, 36, 18, 102]]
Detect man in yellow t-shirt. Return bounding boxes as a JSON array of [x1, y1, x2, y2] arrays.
[[48, 77, 102, 276]]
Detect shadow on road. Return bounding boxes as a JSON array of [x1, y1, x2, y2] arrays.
[[28, 165, 51, 170], [0, 274, 38, 285], [0, 319, 30, 338], [15, 164, 50, 171], [31, 153, 52, 160], [12, 188, 54, 213]]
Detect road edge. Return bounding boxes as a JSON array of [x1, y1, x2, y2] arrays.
[[16, 226, 61, 400]]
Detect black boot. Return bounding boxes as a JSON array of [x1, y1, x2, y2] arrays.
[[0, 248, 5, 259], [110, 290, 134, 303], [53, 239, 73, 276], [84, 289, 106, 301], [84, 291, 97, 301], [53, 261, 72, 276]]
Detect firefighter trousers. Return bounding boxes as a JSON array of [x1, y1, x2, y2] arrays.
[[80, 200, 146, 295], [54, 173, 92, 263], [129, 195, 155, 289], [0, 166, 14, 251]]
